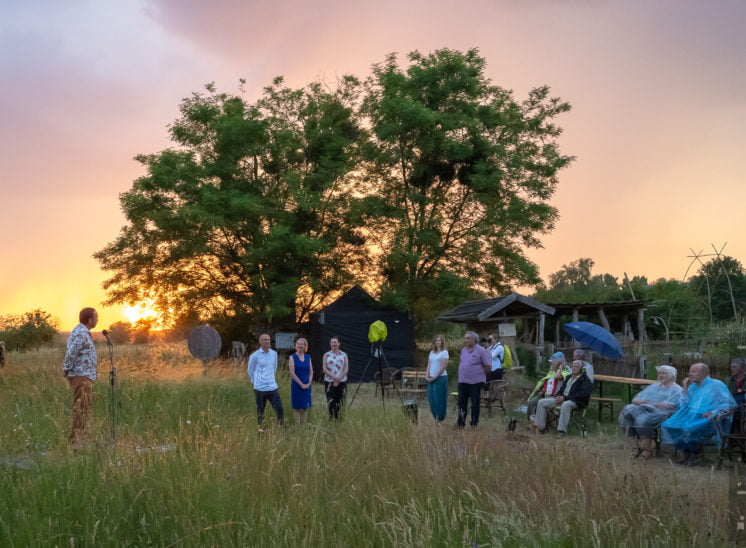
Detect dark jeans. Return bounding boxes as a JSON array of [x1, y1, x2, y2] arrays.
[[254, 389, 284, 426], [325, 381, 346, 420], [457, 382, 484, 427], [487, 369, 503, 381]]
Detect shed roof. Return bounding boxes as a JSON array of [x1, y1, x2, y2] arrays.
[[438, 293, 555, 323], [545, 300, 651, 314]]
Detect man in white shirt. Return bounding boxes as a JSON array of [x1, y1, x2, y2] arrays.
[[248, 333, 284, 431]]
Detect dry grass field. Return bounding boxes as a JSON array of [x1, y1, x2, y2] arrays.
[[0, 342, 739, 546]]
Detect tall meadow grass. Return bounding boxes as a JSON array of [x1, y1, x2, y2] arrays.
[[0, 343, 736, 546]]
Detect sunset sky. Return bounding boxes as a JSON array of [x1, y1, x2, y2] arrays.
[[1, 0, 744, 330]]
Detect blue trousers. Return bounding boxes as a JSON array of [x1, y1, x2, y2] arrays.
[[427, 376, 448, 421]]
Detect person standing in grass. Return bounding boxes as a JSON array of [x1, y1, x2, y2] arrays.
[[323, 336, 349, 420], [426, 334, 449, 422], [289, 337, 313, 425], [486, 334, 504, 381], [62, 307, 99, 448], [456, 331, 491, 428], [248, 333, 284, 432]]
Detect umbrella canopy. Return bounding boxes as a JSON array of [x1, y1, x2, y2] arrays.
[[563, 321, 624, 360]]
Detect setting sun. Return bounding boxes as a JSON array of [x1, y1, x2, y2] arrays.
[[122, 302, 159, 325]]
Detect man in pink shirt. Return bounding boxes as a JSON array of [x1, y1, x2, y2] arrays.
[[456, 331, 491, 428]]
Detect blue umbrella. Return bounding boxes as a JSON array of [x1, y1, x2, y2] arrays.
[[562, 321, 624, 360]]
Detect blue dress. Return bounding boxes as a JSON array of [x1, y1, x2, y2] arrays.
[[291, 353, 312, 409]]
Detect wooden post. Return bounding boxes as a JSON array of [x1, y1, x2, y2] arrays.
[[554, 319, 560, 347], [598, 307, 610, 331], [572, 308, 580, 347], [636, 308, 646, 357], [538, 313, 545, 348]]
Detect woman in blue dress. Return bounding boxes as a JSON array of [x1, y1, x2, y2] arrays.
[[289, 337, 313, 425]]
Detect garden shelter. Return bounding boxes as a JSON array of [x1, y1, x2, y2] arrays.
[[308, 286, 415, 382]]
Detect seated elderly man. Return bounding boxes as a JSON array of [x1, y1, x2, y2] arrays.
[[618, 365, 682, 460], [526, 352, 571, 425], [533, 359, 593, 438], [661, 362, 736, 465]]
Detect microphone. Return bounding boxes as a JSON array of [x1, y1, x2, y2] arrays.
[[102, 329, 110, 337]]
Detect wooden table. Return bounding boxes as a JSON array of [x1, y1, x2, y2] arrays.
[[594, 374, 656, 402]]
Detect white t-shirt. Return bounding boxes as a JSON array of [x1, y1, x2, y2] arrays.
[[428, 350, 449, 378]]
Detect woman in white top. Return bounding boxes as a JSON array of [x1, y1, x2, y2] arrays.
[[322, 336, 349, 420], [426, 334, 449, 422]]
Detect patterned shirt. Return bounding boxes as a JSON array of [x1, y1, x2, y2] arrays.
[[323, 351, 348, 382], [63, 323, 98, 380]]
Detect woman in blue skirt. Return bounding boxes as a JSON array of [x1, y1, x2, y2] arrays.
[[289, 337, 313, 425], [426, 334, 449, 422]]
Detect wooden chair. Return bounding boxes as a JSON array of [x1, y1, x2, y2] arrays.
[[480, 379, 508, 417], [400, 369, 428, 399], [374, 367, 400, 396], [548, 405, 589, 435], [718, 403, 746, 469]]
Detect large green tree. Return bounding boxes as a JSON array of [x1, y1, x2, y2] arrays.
[[535, 258, 621, 303], [0, 309, 58, 351], [95, 78, 365, 327], [360, 49, 573, 319]]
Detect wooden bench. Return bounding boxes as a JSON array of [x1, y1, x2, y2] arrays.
[[591, 396, 622, 422], [400, 369, 428, 399]]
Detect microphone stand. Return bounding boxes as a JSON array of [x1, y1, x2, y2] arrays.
[[102, 331, 116, 442]]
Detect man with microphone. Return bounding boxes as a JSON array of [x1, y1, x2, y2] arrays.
[[62, 307, 100, 449]]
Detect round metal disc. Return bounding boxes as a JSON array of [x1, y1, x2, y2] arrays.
[[187, 325, 222, 361]]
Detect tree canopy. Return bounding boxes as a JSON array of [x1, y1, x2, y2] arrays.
[[96, 48, 573, 329], [96, 78, 366, 327], [0, 310, 58, 351], [361, 49, 573, 319]]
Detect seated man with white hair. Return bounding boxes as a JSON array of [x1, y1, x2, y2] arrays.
[[533, 359, 593, 438], [618, 365, 682, 460]]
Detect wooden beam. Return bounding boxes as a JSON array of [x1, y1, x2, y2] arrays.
[[598, 307, 610, 331]]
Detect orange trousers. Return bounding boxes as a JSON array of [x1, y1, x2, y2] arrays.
[[68, 376, 93, 446]]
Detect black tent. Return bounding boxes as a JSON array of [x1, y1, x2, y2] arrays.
[[309, 286, 415, 382]]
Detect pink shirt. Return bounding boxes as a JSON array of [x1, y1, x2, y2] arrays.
[[458, 345, 490, 384]]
